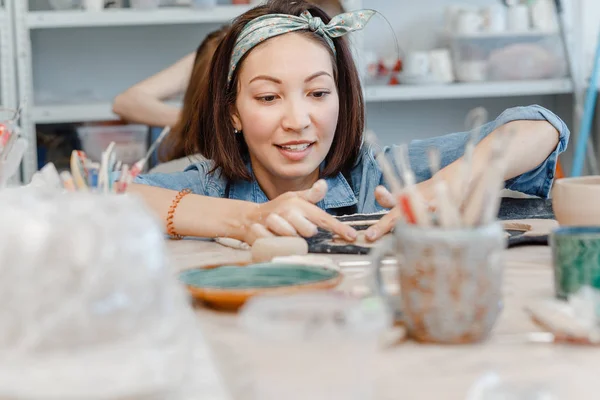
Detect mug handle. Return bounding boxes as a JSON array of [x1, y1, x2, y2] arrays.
[[371, 235, 402, 321]]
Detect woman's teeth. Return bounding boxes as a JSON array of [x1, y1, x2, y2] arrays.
[[279, 143, 312, 151]]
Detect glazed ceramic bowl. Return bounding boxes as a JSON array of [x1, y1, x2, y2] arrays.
[[551, 226, 600, 299], [552, 176, 600, 226]]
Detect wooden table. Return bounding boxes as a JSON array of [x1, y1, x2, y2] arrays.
[[167, 240, 600, 400]]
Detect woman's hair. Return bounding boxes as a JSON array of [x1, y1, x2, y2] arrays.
[[181, 0, 364, 181], [160, 25, 229, 162]]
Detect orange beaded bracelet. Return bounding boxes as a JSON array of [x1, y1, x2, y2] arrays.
[[166, 188, 192, 240]]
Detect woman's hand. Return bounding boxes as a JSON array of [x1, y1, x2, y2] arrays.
[[363, 183, 435, 242], [244, 179, 358, 245]]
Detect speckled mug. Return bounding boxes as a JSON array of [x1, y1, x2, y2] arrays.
[[551, 226, 600, 299], [372, 223, 506, 344]]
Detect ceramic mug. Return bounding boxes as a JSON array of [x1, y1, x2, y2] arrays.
[[552, 176, 600, 226], [403, 51, 431, 78], [372, 223, 506, 344], [551, 226, 600, 299], [456, 10, 484, 34], [429, 49, 454, 83]]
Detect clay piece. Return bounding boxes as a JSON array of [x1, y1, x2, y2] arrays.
[[251, 237, 309, 263]]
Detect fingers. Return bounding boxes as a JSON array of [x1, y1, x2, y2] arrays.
[[246, 222, 275, 245], [364, 207, 402, 242], [303, 205, 357, 242], [297, 179, 328, 204], [285, 209, 318, 237], [265, 213, 298, 236], [375, 185, 396, 209]]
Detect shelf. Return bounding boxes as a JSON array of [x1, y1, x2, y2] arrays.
[[32, 103, 119, 124], [364, 79, 574, 102], [27, 5, 251, 29], [448, 29, 559, 40], [30, 80, 574, 123]]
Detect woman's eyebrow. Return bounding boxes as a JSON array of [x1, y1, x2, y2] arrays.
[[305, 71, 332, 82], [249, 75, 282, 84]]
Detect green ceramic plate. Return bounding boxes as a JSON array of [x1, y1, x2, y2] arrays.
[[179, 262, 339, 289], [180, 263, 342, 310]]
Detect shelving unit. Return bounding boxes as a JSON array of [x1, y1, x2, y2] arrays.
[[0, 0, 17, 112], [364, 79, 574, 102], [10, 0, 588, 181], [31, 78, 576, 125], [27, 6, 252, 28], [14, 1, 254, 182]]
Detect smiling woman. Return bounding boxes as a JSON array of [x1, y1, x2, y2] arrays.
[[129, 0, 569, 246]]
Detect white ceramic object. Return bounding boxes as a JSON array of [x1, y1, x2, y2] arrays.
[[456, 10, 484, 34], [507, 4, 530, 32], [83, 0, 104, 11], [130, 0, 161, 9], [552, 176, 600, 226], [455, 60, 488, 82], [403, 51, 431, 78], [429, 48, 455, 83], [482, 4, 507, 33]]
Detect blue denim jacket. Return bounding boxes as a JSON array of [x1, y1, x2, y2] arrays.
[[135, 105, 569, 215]]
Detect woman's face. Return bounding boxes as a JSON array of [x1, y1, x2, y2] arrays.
[[232, 33, 339, 183]]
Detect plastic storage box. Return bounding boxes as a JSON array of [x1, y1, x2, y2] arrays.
[[76, 124, 148, 165], [449, 32, 567, 82]]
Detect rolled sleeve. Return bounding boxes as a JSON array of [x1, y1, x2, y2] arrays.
[[133, 162, 211, 195], [407, 105, 569, 198], [497, 105, 569, 198]]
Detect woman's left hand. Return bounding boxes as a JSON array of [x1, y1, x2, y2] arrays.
[[363, 186, 402, 242], [363, 182, 435, 242]]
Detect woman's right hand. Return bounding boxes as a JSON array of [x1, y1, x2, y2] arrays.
[[244, 179, 358, 245]]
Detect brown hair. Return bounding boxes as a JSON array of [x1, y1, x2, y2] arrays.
[[159, 25, 229, 162], [184, 0, 364, 181]]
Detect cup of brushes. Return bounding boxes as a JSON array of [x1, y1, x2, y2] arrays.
[[368, 118, 512, 344], [31, 127, 171, 193]]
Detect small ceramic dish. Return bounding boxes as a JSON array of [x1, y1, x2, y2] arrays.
[[179, 262, 342, 311]]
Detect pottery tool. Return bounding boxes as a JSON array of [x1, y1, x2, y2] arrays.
[[130, 126, 171, 179], [364, 131, 403, 196], [70, 151, 89, 191], [457, 107, 488, 207], [427, 147, 461, 228], [393, 144, 431, 226], [60, 171, 76, 192]]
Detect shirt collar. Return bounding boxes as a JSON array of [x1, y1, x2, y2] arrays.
[[226, 160, 357, 211]]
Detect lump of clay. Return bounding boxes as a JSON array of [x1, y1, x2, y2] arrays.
[[251, 237, 309, 263]]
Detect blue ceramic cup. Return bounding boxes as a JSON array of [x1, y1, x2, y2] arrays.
[[551, 226, 600, 299]]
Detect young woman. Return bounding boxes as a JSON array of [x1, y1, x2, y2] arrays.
[[112, 0, 345, 163], [129, 0, 569, 245]]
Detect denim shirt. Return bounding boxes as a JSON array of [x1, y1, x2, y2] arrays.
[[135, 105, 569, 215]]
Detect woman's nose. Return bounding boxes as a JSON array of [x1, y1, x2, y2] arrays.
[[282, 98, 311, 132]]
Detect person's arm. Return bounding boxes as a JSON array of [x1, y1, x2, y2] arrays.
[[128, 180, 357, 244], [365, 105, 568, 240], [112, 52, 195, 127], [419, 119, 560, 201], [128, 183, 252, 240]]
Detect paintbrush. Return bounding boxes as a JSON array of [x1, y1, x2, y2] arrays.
[[130, 126, 171, 178], [393, 144, 431, 226], [456, 107, 488, 207], [427, 147, 461, 228], [364, 131, 403, 197], [70, 150, 89, 191]]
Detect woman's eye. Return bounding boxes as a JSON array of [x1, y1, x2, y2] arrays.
[[311, 91, 330, 99], [257, 95, 277, 103]]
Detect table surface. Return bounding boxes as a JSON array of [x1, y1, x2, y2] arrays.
[[167, 239, 599, 400]]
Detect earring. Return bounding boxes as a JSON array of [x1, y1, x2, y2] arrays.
[[234, 129, 240, 134]]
